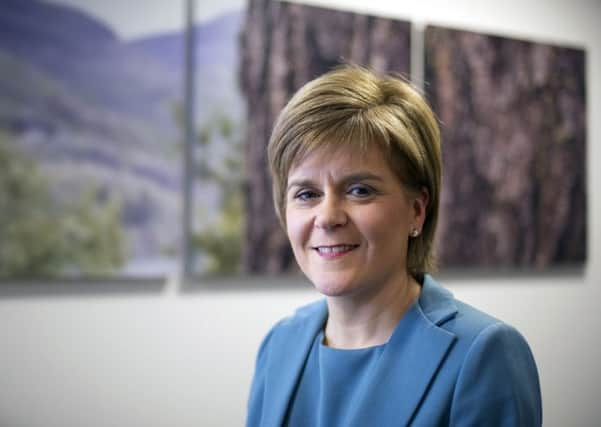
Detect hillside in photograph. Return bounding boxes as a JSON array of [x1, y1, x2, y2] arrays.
[[0, 0, 186, 277]]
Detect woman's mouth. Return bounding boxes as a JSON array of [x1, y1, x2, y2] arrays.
[[313, 244, 359, 258]]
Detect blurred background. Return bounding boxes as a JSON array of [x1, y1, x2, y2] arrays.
[[0, 0, 600, 426]]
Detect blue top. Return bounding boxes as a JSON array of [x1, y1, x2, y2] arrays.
[[285, 331, 386, 426], [247, 275, 542, 427]]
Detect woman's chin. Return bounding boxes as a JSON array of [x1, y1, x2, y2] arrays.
[[311, 277, 359, 298]]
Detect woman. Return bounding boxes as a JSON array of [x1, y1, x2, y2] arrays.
[[246, 65, 542, 426]]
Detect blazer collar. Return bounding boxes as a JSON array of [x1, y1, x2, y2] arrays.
[[262, 275, 458, 426], [419, 274, 459, 326]]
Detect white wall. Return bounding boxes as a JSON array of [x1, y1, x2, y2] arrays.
[[1, 0, 600, 426]]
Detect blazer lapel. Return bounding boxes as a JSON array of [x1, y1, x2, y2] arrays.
[[261, 300, 328, 427], [349, 276, 459, 427]]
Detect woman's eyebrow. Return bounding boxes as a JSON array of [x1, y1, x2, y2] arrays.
[[287, 179, 315, 191], [342, 172, 383, 183]]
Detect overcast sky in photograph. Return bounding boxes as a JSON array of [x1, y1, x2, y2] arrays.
[[47, 0, 245, 39]]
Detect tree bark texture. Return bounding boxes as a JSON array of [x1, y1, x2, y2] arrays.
[[425, 26, 586, 269], [239, 0, 410, 273]]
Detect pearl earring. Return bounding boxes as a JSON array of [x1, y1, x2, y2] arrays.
[[410, 228, 420, 238]]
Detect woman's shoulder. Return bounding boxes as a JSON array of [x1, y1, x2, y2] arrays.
[[289, 299, 328, 322], [258, 299, 327, 351], [420, 274, 527, 346]]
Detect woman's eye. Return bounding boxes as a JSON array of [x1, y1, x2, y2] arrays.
[[295, 190, 319, 201], [348, 185, 373, 198]]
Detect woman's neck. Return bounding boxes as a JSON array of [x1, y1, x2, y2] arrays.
[[323, 274, 421, 349]]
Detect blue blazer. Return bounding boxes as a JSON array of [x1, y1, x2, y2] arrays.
[[246, 275, 542, 426]]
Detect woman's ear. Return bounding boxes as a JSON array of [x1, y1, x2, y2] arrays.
[[411, 186, 429, 234]]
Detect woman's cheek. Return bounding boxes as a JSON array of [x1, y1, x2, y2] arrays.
[[293, 214, 317, 257]]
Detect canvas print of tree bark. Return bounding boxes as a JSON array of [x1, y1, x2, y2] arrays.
[[0, 0, 185, 278], [193, 0, 410, 275], [425, 26, 586, 269]]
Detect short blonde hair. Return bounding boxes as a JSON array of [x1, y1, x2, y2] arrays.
[[268, 65, 442, 275]]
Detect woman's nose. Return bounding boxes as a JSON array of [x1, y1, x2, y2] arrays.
[[314, 195, 347, 230]]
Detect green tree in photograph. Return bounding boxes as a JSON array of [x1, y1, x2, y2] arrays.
[[193, 113, 244, 274], [0, 132, 125, 278]]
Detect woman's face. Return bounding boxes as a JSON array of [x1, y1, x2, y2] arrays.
[[285, 144, 426, 298]]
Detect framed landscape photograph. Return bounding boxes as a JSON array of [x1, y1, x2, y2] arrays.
[[0, 0, 186, 278]]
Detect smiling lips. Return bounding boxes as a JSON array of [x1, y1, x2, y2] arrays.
[[313, 244, 360, 259]]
